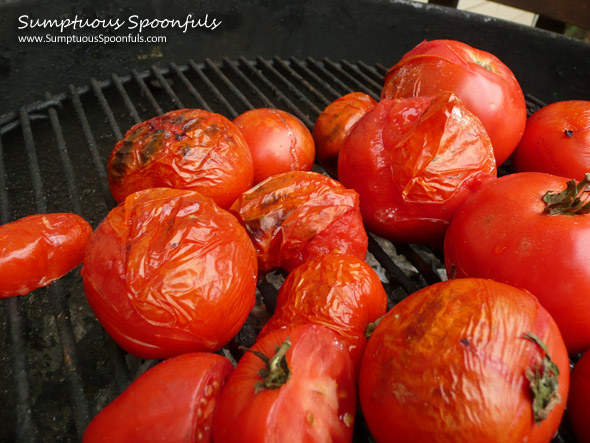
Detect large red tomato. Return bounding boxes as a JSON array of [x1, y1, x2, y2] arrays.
[[81, 187, 258, 359], [212, 324, 356, 442], [444, 172, 590, 354], [359, 278, 569, 443], [312, 92, 377, 176], [382, 39, 526, 166], [0, 213, 92, 298], [83, 352, 233, 442], [107, 108, 253, 209], [258, 253, 387, 371], [338, 92, 496, 246], [511, 100, 590, 180], [230, 171, 368, 273], [233, 108, 315, 184], [568, 350, 590, 442]]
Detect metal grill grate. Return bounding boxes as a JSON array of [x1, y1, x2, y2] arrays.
[[0, 57, 553, 442]]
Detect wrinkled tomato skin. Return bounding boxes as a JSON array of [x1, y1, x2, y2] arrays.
[[0, 213, 92, 298], [230, 171, 368, 273], [258, 253, 387, 372], [107, 108, 254, 209], [568, 350, 590, 443], [81, 188, 258, 359], [212, 324, 356, 443], [444, 172, 590, 354], [312, 92, 377, 176], [83, 352, 233, 443], [233, 108, 315, 184], [382, 39, 526, 166], [511, 100, 590, 180], [359, 278, 569, 443], [337, 93, 496, 246]]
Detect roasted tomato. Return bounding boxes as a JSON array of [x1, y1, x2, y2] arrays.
[[511, 100, 590, 180], [312, 92, 377, 176], [444, 172, 590, 354], [568, 349, 590, 443], [337, 92, 496, 246], [0, 213, 92, 298], [81, 187, 258, 359], [359, 278, 569, 443], [83, 352, 233, 442], [259, 253, 387, 371], [230, 171, 368, 273], [212, 324, 356, 442], [382, 39, 526, 166], [107, 108, 254, 209], [233, 108, 315, 184]]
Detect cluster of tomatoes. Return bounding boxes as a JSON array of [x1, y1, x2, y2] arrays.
[[1, 39, 590, 442]]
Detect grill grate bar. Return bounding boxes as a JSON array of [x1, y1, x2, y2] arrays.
[[394, 243, 442, 286], [112, 74, 142, 125], [306, 57, 357, 96], [222, 58, 275, 109], [274, 57, 332, 108], [204, 58, 253, 115], [151, 65, 185, 109], [132, 69, 164, 115], [322, 58, 380, 101], [289, 57, 342, 101], [20, 109, 47, 212], [357, 60, 386, 84], [90, 78, 123, 141], [188, 60, 237, 117], [170, 62, 212, 112], [375, 62, 389, 75], [340, 59, 384, 92]]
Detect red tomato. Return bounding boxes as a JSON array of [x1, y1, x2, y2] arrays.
[[258, 253, 387, 371], [511, 100, 590, 180], [569, 350, 590, 443], [107, 108, 254, 209], [337, 92, 496, 246], [444, 172, 590, 354], [230, 171, 368, 273], [312, 92, 377, 176], [0, 213, 92, 298], [212, 324, 356, 442], [382, 39, 527, 166], [81, 187, 258, 359], [233, 108, 315, 184], [359, 278, 569, 443], [83, 352, 233, 442]]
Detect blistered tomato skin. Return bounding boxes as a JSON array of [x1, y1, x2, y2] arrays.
[[359, 278, 569, 443], [233, 108, 315, 184], [568, 350, 590, 443], [259, 253, 387, 371], [230, 171, 368, 273], [83, 352, 233, 443], [107, 108, 254, 209], [338, 93, 496, 246], [0, 213, 92, 298], [81, 187, 258, 360]]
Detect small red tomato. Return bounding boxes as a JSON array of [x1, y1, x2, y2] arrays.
[[83, 352, 233, 443], [0, 213, 92, 298], [81, 187, 257, 359], [382, 39, 526, 166], [212, 324, 356, 442], [259, 253, 387, 371], [233, 108, 315, 184], [444, 172, 590, 354], [512, 100, 590, 180], [338, 92, 496, 246], [359, 278, 569, 443], [312, 92, 377, 176], [569, 350, 590, 443], [107, 108, 254, 209], [230, 171, 368, 273]]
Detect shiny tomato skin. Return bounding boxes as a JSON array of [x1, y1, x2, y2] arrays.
[[444, 172, 590, 354], [511, 100, 590, 180], [107, 108, 254, 209], [0, 213, 92, 298], [83, 352, 233, 442], [382, 39, 526, 166], [569, 350, 590, 443], [312, 92, 377, 176], [212, 324, 356, 443], [233, 108, 315, 184], [81, 187, 258, 359], [258, 253, 387, 371], [337, 93, 496, 246], [230, 171, 368, 273], [359, 278, 569, 443]]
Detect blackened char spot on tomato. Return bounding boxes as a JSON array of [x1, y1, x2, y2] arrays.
[[109, 140, 135, 181], [181, 117, 205, 132], [565, 129, 574, 138], [139, 131, 165, 165]]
